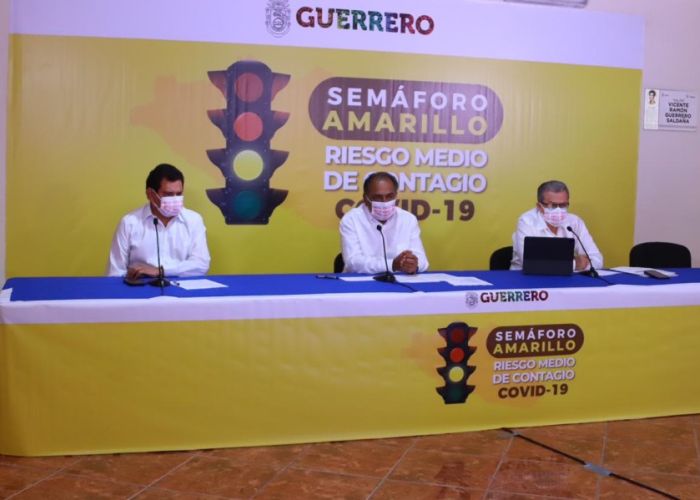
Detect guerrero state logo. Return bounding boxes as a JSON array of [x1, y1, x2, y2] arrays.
[[266, 0, 291, 38]]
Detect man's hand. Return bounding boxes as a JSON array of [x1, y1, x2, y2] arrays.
[[126, 263, 161, 279], [392, 250, 419, 274], [574, 254, 590, 272]]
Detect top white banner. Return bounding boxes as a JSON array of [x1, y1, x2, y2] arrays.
[[10, 0, 644, 69]]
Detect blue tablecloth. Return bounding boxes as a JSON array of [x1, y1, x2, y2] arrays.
[[5, 268, 700, 302]]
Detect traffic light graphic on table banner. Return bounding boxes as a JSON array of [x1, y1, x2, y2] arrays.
[[206, 61, 290, 224], [436, 322, 477, 404]]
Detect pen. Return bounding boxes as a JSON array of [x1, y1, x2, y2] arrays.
[[316, 274, 341, 280]]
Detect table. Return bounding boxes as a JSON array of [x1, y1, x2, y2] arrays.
[[2, 270, 700, 456]]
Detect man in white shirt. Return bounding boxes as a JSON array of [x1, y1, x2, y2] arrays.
[[107, 163, 211, 279], [510, 180, 603, 272], [340, 172, 429, 274]]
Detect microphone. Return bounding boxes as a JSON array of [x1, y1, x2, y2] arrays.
[[149, 218, 171, 288], [373, 224, 396, 283], [566, 225, 599, 278]]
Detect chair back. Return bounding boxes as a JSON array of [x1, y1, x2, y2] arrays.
[[490, 246, 513, 270], [629, 242, 691, 268], [333, 253, 345, 273]]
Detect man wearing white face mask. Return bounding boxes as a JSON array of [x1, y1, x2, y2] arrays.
[[340, 172, 429, 274], [107, 163, 211, 279], [510, 180, 603, 271]]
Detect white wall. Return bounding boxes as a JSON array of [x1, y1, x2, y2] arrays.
[[585, 0, 700, 265]]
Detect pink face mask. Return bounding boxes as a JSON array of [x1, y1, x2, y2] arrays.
[[370, 200, 396, 221], [155, 194, 184, 218], [542, 206, 567, 227]]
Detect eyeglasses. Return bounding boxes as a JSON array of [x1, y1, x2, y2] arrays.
[[539, 202, 570, 209]]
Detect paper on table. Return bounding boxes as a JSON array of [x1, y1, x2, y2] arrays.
[[392, 273, 456, 283], [340, 273, 492, 286], [174, 279, 228, 290], [397, 273, 492, 286], [610, 266, 677, 277], [444, 276, 493, 286], [339, 276, 376, 282]]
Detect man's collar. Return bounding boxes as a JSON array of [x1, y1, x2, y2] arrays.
[[361, 204, 378, 224], [140, 204, 155, 221], [533, 208, 548, 228]]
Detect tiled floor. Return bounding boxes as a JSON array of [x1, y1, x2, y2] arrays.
[[2, 414, 699, 499]]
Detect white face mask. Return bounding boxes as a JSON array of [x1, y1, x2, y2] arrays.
[[155, 194, 184, 218], [370, 199, 397, 221], [542, 206, 567, 227]]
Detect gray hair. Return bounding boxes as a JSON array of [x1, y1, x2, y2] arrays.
[[537, 180, 569, 203]]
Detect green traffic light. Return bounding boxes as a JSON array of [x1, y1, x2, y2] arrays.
[[232, 190, 263, 220]]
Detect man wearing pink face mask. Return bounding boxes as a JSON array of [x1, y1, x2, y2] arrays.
[[510, 180, 603, 272], [107, 163, 211, 279], [340, 172, 429, 274]]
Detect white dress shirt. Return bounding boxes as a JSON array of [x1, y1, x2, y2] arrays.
[[107, 204, 211, 277], [340, 204, 429, 274], [510, 207, 603, 271]]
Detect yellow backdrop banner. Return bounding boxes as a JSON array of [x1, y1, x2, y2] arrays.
[[7, 35, 640, 276]]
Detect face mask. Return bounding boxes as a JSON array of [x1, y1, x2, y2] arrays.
[[542, 206, 567, 227], [370, 200, 397, 221], [155, 194, 184, 218]]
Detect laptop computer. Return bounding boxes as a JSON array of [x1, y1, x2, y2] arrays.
[[523, 236, 575, 276]]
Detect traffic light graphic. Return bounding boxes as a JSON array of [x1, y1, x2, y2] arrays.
[[206, 61, 290, 224], [436, 322, 477, 404]]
